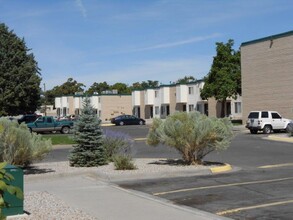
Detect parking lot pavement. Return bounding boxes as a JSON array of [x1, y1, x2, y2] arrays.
[[24, 166, 231, 220]]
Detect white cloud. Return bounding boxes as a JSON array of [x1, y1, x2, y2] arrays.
[[131, 33, 222, 52], [75, 0, 87, 18]]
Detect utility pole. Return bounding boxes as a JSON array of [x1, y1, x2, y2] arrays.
[[43, 83, 47, 116]]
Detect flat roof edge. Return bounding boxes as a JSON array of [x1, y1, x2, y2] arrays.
[[241, 30, 293, 47]]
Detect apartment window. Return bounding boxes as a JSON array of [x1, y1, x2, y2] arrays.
[[234, 102, 242, 114], [189, 104, 194, 112], [155, 106, 160, 115], [188, 87, 194, 95], [155, 91, 159, 98]]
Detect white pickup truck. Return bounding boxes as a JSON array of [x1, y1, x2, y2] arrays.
[[246, 111, 291, 134]]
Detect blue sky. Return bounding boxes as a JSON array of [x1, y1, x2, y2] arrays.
[[1, 0, 292, 90]]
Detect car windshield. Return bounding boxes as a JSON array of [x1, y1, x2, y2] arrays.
[[248, 112, 259, 119]]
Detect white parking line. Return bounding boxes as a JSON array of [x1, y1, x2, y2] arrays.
[[217, 200, 293, 216], [258, 163, 293, 169], [153, 177, 293, 196]]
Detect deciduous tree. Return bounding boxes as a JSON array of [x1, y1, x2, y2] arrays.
[[201, 39, 241, 117]]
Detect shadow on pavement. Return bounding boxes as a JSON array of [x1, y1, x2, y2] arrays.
[[23, 166, 55, 175]]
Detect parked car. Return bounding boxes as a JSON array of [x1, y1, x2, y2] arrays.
[[26, 116, 74, 134], [246, 111, 291, 134], [17, 114, 41, 124], [111, 115, 145, 126]]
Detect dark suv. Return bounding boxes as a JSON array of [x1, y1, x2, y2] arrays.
[[17, 114, 40, 124]]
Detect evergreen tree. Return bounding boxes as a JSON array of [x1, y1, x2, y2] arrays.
[[0, 23, 41, 116], [69, 97, 107, 167]]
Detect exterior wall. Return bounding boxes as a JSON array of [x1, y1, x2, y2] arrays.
[[99, 95, 132, 122], [160, 86, 170, 104], [140, 91, 146, 119], [207, 96, 242, 119], [68, 96, 75, 115], [186, 82, 205, 113], [176, 85, 188, 103], [153, 88, 160, 118], [241, 32, 293, 120], [169, 86, 177, 115], [145, 89, 155, 105], [207, 98, 218, 117], [132, 90, 141, 106]]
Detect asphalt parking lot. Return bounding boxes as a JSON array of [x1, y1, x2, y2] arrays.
[[44, 125, 293, 219], [111, 125, 293, 220]]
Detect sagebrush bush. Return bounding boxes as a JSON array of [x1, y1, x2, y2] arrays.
[[113, 155, 136, 170], [0, 118, 52, 167], [147, 111, 233, 165], [102, 129, 133, 161]]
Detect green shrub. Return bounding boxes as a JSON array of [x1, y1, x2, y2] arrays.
[[147, 111, 234, 165], [102, 129, 133, 161], [113, 155, 136, 170], [0, 118, 52, 167], [0, 162, 23, 220]]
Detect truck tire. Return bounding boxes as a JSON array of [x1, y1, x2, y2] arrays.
[[263, 125, 272, 134], [250, 129, 257, 134], [61, 126, 70, 134]]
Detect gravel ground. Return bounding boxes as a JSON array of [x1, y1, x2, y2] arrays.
[[13, 158, 213, 220]]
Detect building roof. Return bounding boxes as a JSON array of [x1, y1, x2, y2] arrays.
[[241, 30, 293, 47]]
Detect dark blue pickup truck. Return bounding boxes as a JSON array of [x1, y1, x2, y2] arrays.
[[26, 116, 74, 134]]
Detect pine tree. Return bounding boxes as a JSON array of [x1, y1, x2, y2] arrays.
[[0, 23, 41, 116], [68, 97, 107, 167]]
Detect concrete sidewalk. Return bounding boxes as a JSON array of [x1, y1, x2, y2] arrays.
[[24, 171, 230, 220]]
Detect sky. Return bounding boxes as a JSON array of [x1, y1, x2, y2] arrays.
[[1, 0, 293, 90]]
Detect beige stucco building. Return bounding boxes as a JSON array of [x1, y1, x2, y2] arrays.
[[241, 31, 293, 120], [55, 93, 132, 122]]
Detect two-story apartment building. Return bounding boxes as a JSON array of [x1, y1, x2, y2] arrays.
[[241, 30, 293, 120], [55, 92, 132, 122], [132, 80, 242, 121]]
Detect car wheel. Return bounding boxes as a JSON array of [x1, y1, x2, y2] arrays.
[[250, 129, 257, 134], [61, 126, 70, 134], [139, 120, 144, 125], [119, 121, 124, 126], [29, 128, 32, 133], [263, 125, 272, 134]]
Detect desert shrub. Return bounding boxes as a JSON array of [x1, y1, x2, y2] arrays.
[[0, 118, 52, 167], [0, 162, 24, 220], [112, 155, 136, 170], [102, 129, 133, 161], [147, 111, 233, 165]]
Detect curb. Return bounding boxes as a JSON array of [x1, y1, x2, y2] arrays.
[[210, 163, 232, 174]]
